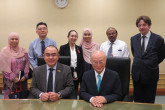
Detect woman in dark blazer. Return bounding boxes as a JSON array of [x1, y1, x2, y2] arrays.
[[59, 30, 84, 99]]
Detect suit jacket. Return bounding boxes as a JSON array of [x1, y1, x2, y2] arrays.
[[59, 43, 84, 80], [30, 63, 74, 99], [131, 32, 165, 84], [79, 68, 122, 103]]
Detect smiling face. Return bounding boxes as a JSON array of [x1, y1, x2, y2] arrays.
[[8, 32, 19, 48], [9, 36, 19, 48], [83, 30, 92, 43], [43, 46, 59, 68], [91, 51, 106, 74], [137, 20, 150, 35], [68, 31, 78, 45]]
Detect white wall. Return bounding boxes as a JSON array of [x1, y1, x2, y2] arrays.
[[0, 0, 165, 73]]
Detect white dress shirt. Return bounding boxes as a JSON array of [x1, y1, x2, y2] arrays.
[[39, 64, 57, 98], [89, 68, 105, 102], [100, 39, 129, 57], [141, 31, 151, 52], [94, 68, 105, 85], [70, 46, 77, 68]]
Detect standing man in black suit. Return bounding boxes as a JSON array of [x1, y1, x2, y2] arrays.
[[79, 50, 122, 108], [131, 16, 165, 103], [30, 45, 74, 101]]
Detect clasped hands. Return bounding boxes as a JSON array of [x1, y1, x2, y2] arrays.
[[14, 76, 25, 83], [91, 96, 107, 108], [41, 92, 59, 102]]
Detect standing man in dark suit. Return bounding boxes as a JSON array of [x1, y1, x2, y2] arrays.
[[79, 50, 122, 108], [59, 30, 84, 99], [131, 16, 165, 103], [30, 45, 74, 101]]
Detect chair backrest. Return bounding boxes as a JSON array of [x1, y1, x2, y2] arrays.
[[37, 56, 70, 66], [106, 57, 130, 100]]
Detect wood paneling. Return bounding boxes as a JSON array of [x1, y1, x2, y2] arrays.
[[1, 73, 165, 94]]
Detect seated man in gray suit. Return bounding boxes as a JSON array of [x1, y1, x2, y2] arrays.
[[30, 45, 74, 101], [79, 50, 122, 108]]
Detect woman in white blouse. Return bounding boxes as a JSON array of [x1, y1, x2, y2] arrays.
[[59, 30, 84, 99]]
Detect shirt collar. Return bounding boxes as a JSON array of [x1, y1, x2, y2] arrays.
[[94, 68, 105, 78], [108, 39, 117, 45], [39, 37, 48, 42], [141, 31, 151, 39], [46, 64, 57, 70]]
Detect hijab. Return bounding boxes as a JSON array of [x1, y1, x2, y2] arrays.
[[0, 32, 27, 73], [79, 28, 100, 64]]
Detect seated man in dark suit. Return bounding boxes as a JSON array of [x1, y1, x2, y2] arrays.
[[79, 50, 122, 108], [30, 45, 74, 101]]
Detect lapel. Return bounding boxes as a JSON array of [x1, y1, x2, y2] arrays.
[[54, 63, 62, 91], [137, 34, 143, 56], [145, 32, 154, 55], [42, 65, 47, 92], [66, 43, 71, 56], [98, 69, 108, 93], [75, 45, 80, 61], [91, 70, 98, 93]]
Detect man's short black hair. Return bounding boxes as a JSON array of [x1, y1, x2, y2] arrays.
[[36, 22, 47, 29]]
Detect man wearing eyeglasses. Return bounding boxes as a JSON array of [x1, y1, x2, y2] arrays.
[[79, 50, 122, 108], [100, 27, 129, 57], [28, 22, 57, 69], [30, 45, 74, 101]]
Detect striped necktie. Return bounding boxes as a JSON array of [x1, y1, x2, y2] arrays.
[[107, 43, 113, 56], [41, 40, 45, 56]]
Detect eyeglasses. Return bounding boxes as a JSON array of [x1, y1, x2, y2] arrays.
[[107, 32, 116, 36], [92, 61, 105, 65], [44, 53, 58, 57], [37, 27, 47, 31]]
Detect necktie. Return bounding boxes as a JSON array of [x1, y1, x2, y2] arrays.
[[47, 68, 54, 92], [41, 40, 45, 56], [141, 36, 146, 55], [97, 74, 101, 91], [107, 43, 113, 56]]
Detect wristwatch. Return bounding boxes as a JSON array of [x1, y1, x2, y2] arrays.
[[58, 92, 62, 99]]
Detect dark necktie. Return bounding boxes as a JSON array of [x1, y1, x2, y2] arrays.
[[41, 40, 45, 56], [97, 74, 101, 91], [47, 68, 54, 92], [107, 43, 113, 56], [141, 36, 146, 55]]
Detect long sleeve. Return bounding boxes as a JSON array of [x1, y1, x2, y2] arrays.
[[122, 44, 130, 57], [24, 53, 30, 79], [28, 42, 38, 69]]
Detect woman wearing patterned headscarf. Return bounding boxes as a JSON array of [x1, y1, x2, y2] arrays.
[[79, 28, 100, 72], [0, 32, 29, 99]]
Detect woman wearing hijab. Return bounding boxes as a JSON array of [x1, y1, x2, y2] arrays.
[[59, 30, 83, 99], [0, 32, 29, 99], [79, 28, 100, 72]]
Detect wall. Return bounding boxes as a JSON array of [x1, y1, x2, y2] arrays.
[[0, 0, 165, 73]]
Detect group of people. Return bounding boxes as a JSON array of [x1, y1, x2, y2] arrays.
[[0, 15, 164, 108]]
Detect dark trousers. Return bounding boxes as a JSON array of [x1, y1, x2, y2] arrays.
[[133, 80, 157, 103], [69, 67, 79, 99]]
